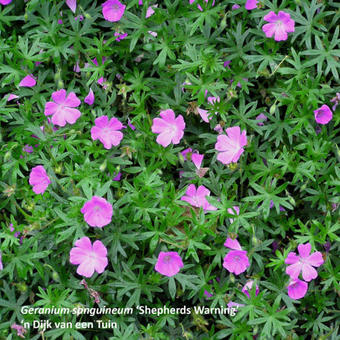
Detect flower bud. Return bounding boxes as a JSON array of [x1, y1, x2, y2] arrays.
[[54, 164, 62, 174], [252, 236, 258, 246], [16, 282, 28, 293], [52, 271, 60, 282], [269, 104, 276, 114], [99, 160, 107, 172], [229, 273, 235, 283], [58, 80, 64, 89], [4, 151, 11, 161]]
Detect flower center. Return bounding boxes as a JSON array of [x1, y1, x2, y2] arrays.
[[163, 255, 172, 263], [112, 4, 120, 10], [276, 20, 283, 28], [94, 205, 101, 212], [234, 255, 240, 262]]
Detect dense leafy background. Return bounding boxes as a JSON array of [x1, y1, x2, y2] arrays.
[[0, 0, 339, 339]]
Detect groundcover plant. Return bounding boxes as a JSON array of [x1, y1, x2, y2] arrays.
[[0, 0, 339, 339]]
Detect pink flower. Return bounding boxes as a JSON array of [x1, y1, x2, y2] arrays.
[[81, 196, 113, 228], [223, 250, 250, 275], [146, 4, 157, 18], [314, 104, 333, 125], [181, 148, 193, 161], [148, 30, 158, 37], [19, 74, 36, 87], [113, 172, 121, 181], [242, 280, 259, 298], [84, 88, 95, 105], [287, 278, 308, 300], [262, 11, 295, 41], [97, 77, 107, 88], [224, 60, 231, 68], [0, 0, 12, 5], [215, 126, 247, 165], [204, 290, 213, 298], [223, 238, 250, 275], [245, 0, 258, 10], [128, 119, 136, 130], [102, 0, 126, 22], [70, 237, 108, 277], [66, 0, 76, 13], [29, 165, 51, 195], [181, 184, 217, 211], [227, 301, 245, 308], [208, 96, 220, 105], [197, 108, 210, 123], [285, 243, 324, 282], [224, 237, 242, 250], [232, 4, 240, 10], [192, 152, 204, 169], [155, 251, 183, 277], [256, 113, 267, 126], [44, 89, 81, 127], [7, 94, 19, 101], [91, 116, 124, 149], [227, 206, 239, 223], [0, 251, 3, 270], [114, 32, 128, 41], [151, 109, 185, 147], [23, 145, 33, 153], [11, 324, 27, 338]]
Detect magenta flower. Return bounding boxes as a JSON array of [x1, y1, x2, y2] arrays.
[[81, 196, 113, 228], [181, 148, 193, 161], [0, 251, 3, 270], [44, 89, 81, 127], [256, 113, 267, 126], [66, 0, 76, 13], [151, 109, 185, 147], [232, 4, 240, 10], [11, 324, 27, 339], [29, 165, 51, 195], [285, 243, 324, 282], [102, 0, 126, 22], [19, 75, 36, 87], [287, 278, 308, 300], [84, 88, 95, 105], [330, 93, 340, 111], [228, 206, 240, 223], [91, 116, 124, 149], [113, 172, 121, 181], [146, 4, 157, 18], [314, 104, 333, 125], [191, 152, 204, 169], [7, 94, 19, 102], [0, 0, 12, 5], [262, 11, 295, 41], [197, 108, 210, 123], [155, 251, 183, 277], [245, 0, 258, 10], [227, 301, 245, 308], [242, 280, 259, 298], [223, 238, 250, 275], [181, 184, 217, 211], [224, 237, 242, 250], [223, 250, 250, 275], [23, 145, 34, 153], [215, 126, 247, 165], [70, 237, 108, 277]]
